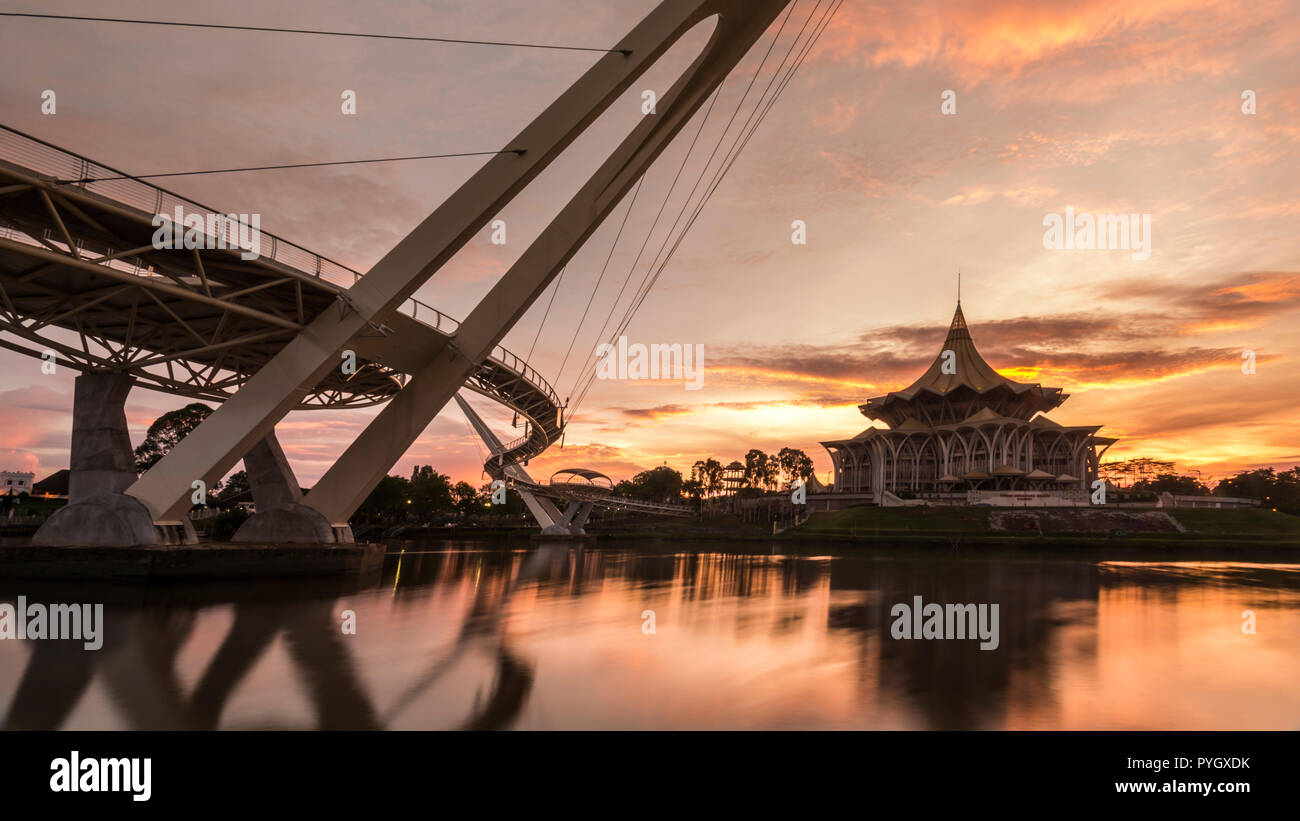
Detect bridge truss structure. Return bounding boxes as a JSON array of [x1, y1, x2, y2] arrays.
[[0, 126, 563, 469]]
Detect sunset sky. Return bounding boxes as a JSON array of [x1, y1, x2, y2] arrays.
[[1, 0, 1297, 490]]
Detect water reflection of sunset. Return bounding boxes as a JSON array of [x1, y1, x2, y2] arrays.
[[1, 548, 1296, 730]]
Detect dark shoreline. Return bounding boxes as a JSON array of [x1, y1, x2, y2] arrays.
[[377, 528, 1300, 560], [2, 513, 1296, 585]]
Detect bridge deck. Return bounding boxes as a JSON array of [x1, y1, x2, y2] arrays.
[[507, 478, 695, 517], [0, 125, 561, 467]]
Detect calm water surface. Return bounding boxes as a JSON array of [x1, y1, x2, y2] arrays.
[[2, 540, 1297, 730]]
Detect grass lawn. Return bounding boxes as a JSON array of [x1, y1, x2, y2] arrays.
[[788, 504, 1300, 543], [1166, 508, 1300, 536]]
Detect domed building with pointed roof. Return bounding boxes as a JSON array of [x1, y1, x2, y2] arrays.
[[821, 303, 1116, 506]]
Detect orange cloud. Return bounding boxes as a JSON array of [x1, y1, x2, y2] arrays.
[[817, 0, 1287, 75]]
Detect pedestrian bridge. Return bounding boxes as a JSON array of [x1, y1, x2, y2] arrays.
[[525, 468, 693, 517], [0, 125, 562, 470], [0, 0, 808, 547]]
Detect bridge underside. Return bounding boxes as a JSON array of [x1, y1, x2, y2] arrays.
[[0, 169, 399, 406]]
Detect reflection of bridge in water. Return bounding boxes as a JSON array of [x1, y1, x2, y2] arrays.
[[0, 0, 815, 551], [1, 545, 571, 730], [9, 549, 1289, 729]]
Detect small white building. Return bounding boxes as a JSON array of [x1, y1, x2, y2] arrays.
[[1157, 492, 1259, 509], [2, 470, 35, 496]]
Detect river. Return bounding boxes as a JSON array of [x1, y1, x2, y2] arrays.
[[1, 540, 1296, 730]]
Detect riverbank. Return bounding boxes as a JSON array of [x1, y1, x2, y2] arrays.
[[586, 506, 1300, 552]]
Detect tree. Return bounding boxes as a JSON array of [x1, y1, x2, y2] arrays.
[[618, 466, 683, 503], [682, 478, 704, 503], [451, 481, 481, 515], [1132, 473, 1210, 496], [409, 465, 454, 517], [1215, 467, 1300, 514], [215, 470, 250, 502], [355, 474, 410, 523], [776, 447, 814, 488], [744, 449, 771, 490], [1100, 457, 1177, 488], [134, 403, 213, 473], [1215, 468, 1277, 500], [479, 480, 525, 515], [691, 458, 724, 497], [759, 453, 779, 490]]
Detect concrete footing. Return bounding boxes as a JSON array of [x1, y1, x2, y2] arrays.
[[33, 492, 195, 547], [232, 502, 338, 544], [33, 380, 350, 548]]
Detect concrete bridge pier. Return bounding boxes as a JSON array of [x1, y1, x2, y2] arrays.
[[34, 371, 195, 546], [568, 501, 594, 536], [231, 432, 350, 544], [541, 500, 594, 537]]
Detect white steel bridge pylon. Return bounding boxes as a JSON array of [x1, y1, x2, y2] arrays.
[[29, 0, 796, 546]]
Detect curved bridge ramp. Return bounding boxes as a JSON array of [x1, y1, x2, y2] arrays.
[[456, 394, 692, 538], [0, 125, 562, 466]]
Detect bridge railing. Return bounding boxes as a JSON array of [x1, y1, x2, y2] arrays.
[[0, 125, 360, 289], [500, 434, 531, 454], [0, 125, 562, 412]]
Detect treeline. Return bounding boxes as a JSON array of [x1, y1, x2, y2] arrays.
[[353, 466, 526, 524], [612, 447, 818, 505], [1214, 467, 1300, 515], [1102, 458, 1300, 514], [688, 448, 816, 497]]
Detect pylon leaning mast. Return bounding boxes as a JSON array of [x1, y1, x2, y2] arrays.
[[49, 0, 793, 546], [298, 0, 795, 531], [454, 393, 565, 530]]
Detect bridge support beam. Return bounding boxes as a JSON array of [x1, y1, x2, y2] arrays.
[[568, 501, 595, 535], [244, 432, 302, 510], [231, 431, 347, 543], [34, 372, 194, 547], [302, 0, 789, 526]]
